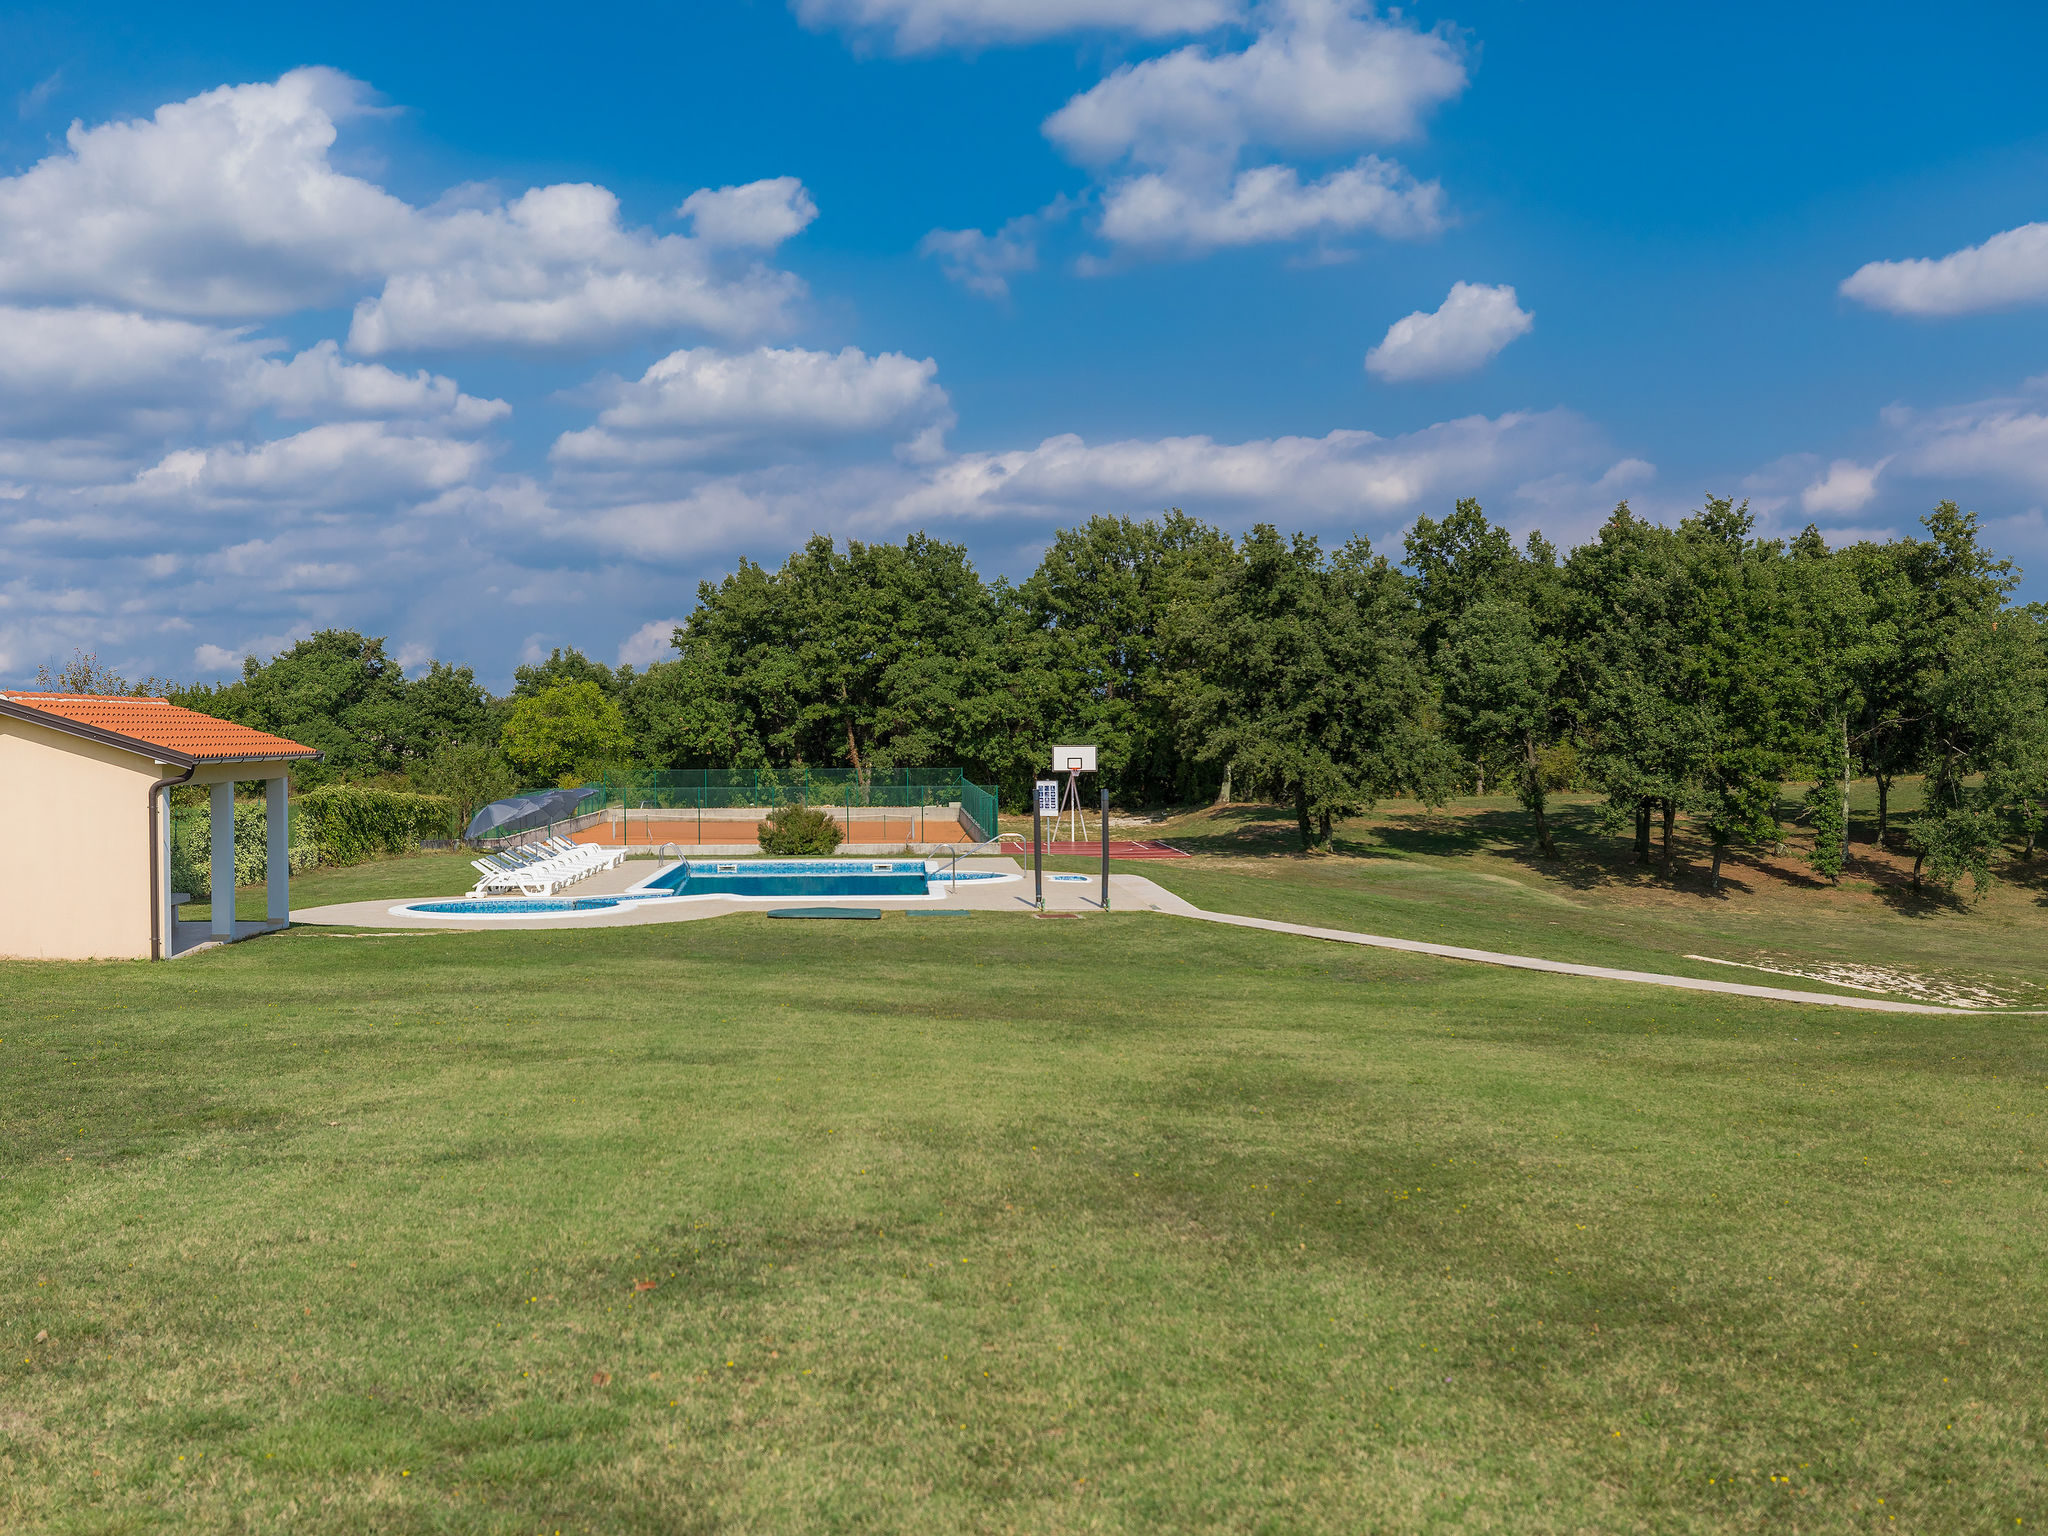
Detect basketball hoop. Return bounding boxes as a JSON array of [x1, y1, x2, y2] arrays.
[[1049, 746, 1097, 844]]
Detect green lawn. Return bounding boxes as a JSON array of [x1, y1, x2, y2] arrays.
[[1031, 784, 2048, 1007], [5, 905, 2045, 1532]]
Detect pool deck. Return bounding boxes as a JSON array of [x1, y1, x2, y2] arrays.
[[291, 858, 1195, 931]]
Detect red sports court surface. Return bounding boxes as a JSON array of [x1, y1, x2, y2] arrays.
[[1041, 840, 1190, 859]]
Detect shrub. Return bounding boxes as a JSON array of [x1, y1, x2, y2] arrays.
[[757, 803, 844, 857], [297, 784, 456, 865], [170, 785, 454, 897], [169, 800, 318, 899]]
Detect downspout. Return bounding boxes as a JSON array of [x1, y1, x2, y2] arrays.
[[148, 762, 197, 961]]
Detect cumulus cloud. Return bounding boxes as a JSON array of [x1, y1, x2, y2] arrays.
[[679, 177, 819, 249], [792, 0, 1238, 52], [1800, 457, 1887, 515], [0, 308, 504, 461], [919, 199, 1073, 299], [1364, 282, 1533, 382], [346, 182, 809, 353], [617, 617, 682, 667], [1841, 222, 2048, 317], [0, 68, 812, 350], [117, 422, 494, 509], [551, 345, 951, 474], [1044, 0, 1464, 170], [1101, 157, 1440, 252], [1029, 0, 1466, 260], [887, 408, 1606, 524]]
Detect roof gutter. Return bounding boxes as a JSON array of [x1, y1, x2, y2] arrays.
[[148, 762, 196, 962]]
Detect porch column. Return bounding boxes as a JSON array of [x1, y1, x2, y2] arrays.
[[159, 782, 176, 956], [210, 779, 236, 939], [266, 776, 291, 924]]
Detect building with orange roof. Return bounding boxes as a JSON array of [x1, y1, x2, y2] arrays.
[[0, 691, 320, 960]]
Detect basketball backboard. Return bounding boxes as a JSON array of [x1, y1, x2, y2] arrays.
[[1051, 744, 1097, 773]]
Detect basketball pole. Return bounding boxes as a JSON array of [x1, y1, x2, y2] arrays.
[[1100, 784, 1110, 912], [1032, 793, 1043, 911]]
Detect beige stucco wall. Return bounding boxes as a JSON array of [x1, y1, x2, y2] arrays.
[[0, 715, 164, 960]]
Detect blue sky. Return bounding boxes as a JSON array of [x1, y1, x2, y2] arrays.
[[4, 0, 2048, 688]]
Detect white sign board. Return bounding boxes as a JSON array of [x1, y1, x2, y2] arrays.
[[1035, 780, 1059, 816], [1051, 744, 1097, 773]]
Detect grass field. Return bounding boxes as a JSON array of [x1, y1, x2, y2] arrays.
[[1029, 782, 2048, 1008], [6, 861, 2047, 1531]]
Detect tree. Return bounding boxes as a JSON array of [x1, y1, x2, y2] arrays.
[[395, 660, 493, 763], [1021, 510, 1236, 805], [513, 647, 620, 698], [1905, 606, 2043, 897], [1561, 503, 1694, 873], [35, 649, 178, 696], [499, 682, 632, 786], [174, 630, 408, 784], [410, 740, 518, 838], [1438, 596, 1564, 856], [642, 533, 997, 781], [1174, 526, 1449, 851], [1669, 498, 1797, 893]]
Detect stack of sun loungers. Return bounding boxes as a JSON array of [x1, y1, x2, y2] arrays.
[[469, 837, 628, 897]]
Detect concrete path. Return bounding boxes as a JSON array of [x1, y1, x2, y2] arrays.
[[288, 856, 2036, 1017], [1170, 908, 2037, 1015]]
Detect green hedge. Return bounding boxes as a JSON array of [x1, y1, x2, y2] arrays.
[[297, 785, 455, 866], [170, 786, 453, 897], [170, 802, 317, 899]]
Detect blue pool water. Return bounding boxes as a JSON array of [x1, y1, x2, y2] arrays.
[[643, 858, 931, 898], [408, 897, 625, 915]]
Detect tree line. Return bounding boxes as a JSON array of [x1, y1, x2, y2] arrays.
[[43, 495, 2045, 894]]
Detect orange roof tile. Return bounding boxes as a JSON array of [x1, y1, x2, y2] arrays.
[[0, 691, 320, 764]]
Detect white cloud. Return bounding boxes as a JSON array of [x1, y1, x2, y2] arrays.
[[920, 222, 1039, 299], [1800, 457, 1887, 514], [679, 177, 819, 249], [1891, 398, 2048, 494], [0, 69, 409, 316], [889, 408, 1604, 524], [551, 345, 951, 468], [0, 68, 812, 351], [1841, 222, 2048, 317], [1365, 282, 1532, 382], [238, 341, 509, 424], [1045, 1, 1464, 172], [1025, 0, 1466, 261], [617, 617, 682, 667], [120, 422, 493, 508], [792, 0, 1238, 52], [0, 308, 504, 454], [1100, 157, 1440, 252], [347, 182, 809, 353]]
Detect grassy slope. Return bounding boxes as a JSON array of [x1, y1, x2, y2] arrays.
[[4, 915, 2045, 1532], [1028, 781, 2048, 1005]]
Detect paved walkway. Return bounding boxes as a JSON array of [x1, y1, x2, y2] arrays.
[[1171, 909, 2039, 1016], [289, 857, 2036, 1016]]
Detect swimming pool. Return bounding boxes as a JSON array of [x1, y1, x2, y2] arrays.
[[641, 858, 932, 898]]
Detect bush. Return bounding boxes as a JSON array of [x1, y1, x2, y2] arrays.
[[170, 785, 454, 897], [757, 803, 844, 857], [170, 800, 318, 899], [297, 784, 455, 865]]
